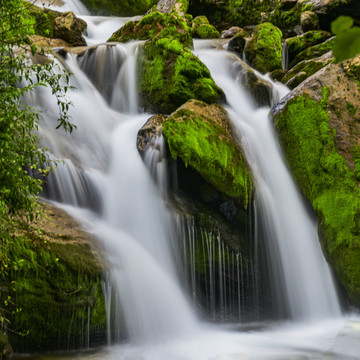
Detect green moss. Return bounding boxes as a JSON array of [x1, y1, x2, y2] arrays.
[[162, 106, 252, 208], [6, 236, 106, 352], [282, 58, 332, 89], [273, 90, 360, 305], [139, 38, 224, 113], [192, 16, 220, 39], [244, 22, 283, 74], [108, 11, 192, 46], [285, 30, 331, 66], [347, 102, 357, 115], [289, 38, 335, 68]]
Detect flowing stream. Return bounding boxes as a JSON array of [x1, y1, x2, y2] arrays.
[[22, 0, 360, 359]]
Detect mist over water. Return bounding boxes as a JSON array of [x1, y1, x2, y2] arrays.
[[25, 0, 360, 358]]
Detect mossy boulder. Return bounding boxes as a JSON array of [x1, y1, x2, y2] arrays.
[[80, 0, 158, 16], [7, 204, 106, 352], [281, 51, 333, 89], [244, 22, 283, 74], [108, 10, 192, 46], [138, 38, 225, 113], [192, 16, 220, 39], [271, 54, 360, 307], [161, 99, 253, 208], [300, 11, 319, 32], [53, 11, 87, 46], [284, 30, 331, 68], [289, 37, 335, 68]]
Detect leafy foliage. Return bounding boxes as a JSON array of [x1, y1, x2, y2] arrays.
[[0, 0, 73, 332], [331, 16, 360, 62]]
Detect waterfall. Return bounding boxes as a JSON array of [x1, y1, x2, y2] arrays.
[[194, 42, 341, 321]]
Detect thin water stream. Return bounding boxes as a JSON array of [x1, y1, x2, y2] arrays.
[[20, 0, 360, 359]]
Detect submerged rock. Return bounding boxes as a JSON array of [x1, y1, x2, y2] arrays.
[[271, 54, 360, 307], [244, 22, 283, 74]]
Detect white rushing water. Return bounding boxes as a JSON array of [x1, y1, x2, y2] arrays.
[[194, 42, 341, 320], [24, 0, 360, 358]]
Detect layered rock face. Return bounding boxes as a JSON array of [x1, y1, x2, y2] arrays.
[[272, 55, 360, 306]]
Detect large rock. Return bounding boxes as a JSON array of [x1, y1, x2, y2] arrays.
[[244, 22, 283, 74], [54, 11, 87, 46], [138, 38, 225, 113], [284, 30, 331, 67], [281, 51, 333, 89], [271, 54, 360, 307], [108, 11, 192, 46], [7, 203, 106, 352], [300, 11, 319, 32], [162, 99, 253, 208]]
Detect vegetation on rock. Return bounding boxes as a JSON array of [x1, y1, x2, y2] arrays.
[[244, 22, 283, 74], [162, 100, 252, 208], [272, 56, 360, 306], [138, 37, 224, 113], [192, 16, 220, 39]]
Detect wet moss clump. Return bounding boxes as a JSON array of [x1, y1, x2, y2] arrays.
[[192, 16, 220, 39], [285, 30, 331, 67], [108, 10, 192, 46], [138, 38, 225, 113], [162, 103, 252, 208], [273, 89, 360, 306], [5, 234, 106, 352], [244, 22, 283, 74]]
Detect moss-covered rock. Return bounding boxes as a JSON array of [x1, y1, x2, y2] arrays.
[[281, 52, 333, 89], [138, 37, 225, 113], [300, 11, 319, 32], [80, 0, 158, 16], [244, 22, 283, 74], [53, 11, 87, 46], [108, 10, 192, 46], [289, 37, 335, 68], [192, 16, 220, 39], [154, 0, 190, 17], [284, 30, 331, 68], [271, 55, 360, 307], [6, 204, 106, 352], [161, 99, 252, 208]]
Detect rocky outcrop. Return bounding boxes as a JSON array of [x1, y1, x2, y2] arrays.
[[53, 11, 87, 46], [244, 22, 283, 74], [138, 37, 224, 113], [162, 100, 253, 208], [271, 55, 360, 307], [284, 30, 331, 68], [7, 203, 106, 352], [281, 51, 333, 89], [108, 10, 192, 45]]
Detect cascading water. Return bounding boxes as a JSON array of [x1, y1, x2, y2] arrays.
[[194, 42, 341, 321], [24, 1, 360, 359]]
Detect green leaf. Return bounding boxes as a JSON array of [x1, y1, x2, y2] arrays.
[[332, 27, 360, 62], [331, 16, 354, 35]]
